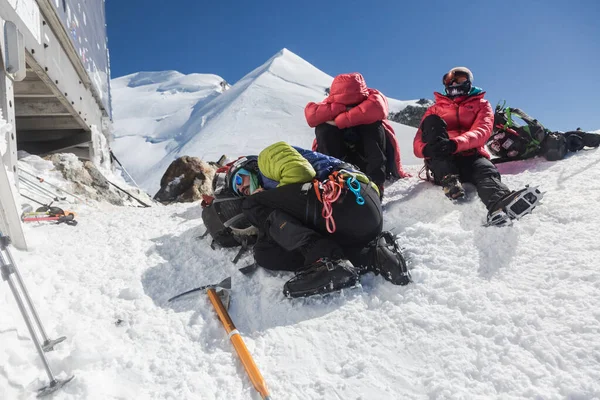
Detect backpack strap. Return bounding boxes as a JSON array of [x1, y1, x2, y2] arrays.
[[232, 238, 250, 264], [418, 161, 433, 182]]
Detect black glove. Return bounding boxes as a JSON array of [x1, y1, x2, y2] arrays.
[[423, 138, 457, 158]]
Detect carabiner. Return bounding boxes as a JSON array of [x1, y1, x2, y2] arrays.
[[346, 176, 364, 205]]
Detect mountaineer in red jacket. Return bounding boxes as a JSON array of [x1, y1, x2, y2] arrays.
[[414, 67, 542, 226], [305, 73, 408, 194]]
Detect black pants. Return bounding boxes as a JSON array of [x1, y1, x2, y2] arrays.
[[315, 121, 387, 188], [421, 115, 511, 210], [242, 182, 382, 272]]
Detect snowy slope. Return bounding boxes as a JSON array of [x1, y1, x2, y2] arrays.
[[111, 49, 420, 194], [111, 71, 226, 188], [2, 144, 600, 399]]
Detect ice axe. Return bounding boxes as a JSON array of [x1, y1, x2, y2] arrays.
[[167, 265, 271, 399], [167, 263, 257, 303], [207, 288, 272, 399]]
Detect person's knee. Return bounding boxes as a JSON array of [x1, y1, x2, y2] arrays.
[[254, 239, 304, 271], [471, 158, 501, 182], [472, 168, 501, 183], [315, 123, 341, 136], [421, 115, 448, 143], [354, 120, 384, 131]]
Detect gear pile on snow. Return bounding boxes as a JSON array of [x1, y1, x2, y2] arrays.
[[488, 103, 600, 163], [21, 206, 78, 226]]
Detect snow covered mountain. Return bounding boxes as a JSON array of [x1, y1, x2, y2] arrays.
[[111, 49, 421, 194], [110, 71, 227, 189]]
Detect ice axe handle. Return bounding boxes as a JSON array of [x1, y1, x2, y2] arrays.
[[207, 288, 271, 399]]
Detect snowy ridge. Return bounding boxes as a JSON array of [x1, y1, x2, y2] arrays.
[[111, 49, 421, 194], [386, 97, 427, 113], [110, 71, 226, 186], [1, 146, 600, 399]]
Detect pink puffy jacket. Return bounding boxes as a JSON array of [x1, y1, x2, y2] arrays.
[[305, 73, 409, 178], [414, 92, 493, 159]]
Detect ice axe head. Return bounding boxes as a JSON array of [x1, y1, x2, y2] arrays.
[[211, 277, 232, 309], [167, 276, 232, 304], [215, 287, 231, 310]]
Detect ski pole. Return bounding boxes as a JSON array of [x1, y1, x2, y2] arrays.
[[22, 216, 62, 222], [0, 235, 73, 396], [20, 185, 53, 204], [19, 176, 67, 202], [106, 180, 151, 208], [18, 169, 85, 203], [109, 149, 141, 188], [19, 178, 63, 203], [207, 288, 271, 400], [21, 193, 51, 208]]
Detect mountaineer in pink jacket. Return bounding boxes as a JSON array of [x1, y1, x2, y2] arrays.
[[414, 66, 542, 226], [305, 73, 408, 194]]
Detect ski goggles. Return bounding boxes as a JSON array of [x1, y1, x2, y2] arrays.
[[443, 72, 469, 86], [234, 173, 244, 186], [232, 169, 252, 195]]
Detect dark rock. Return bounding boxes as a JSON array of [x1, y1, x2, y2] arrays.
[[388, 100, 434, 128], [154, 156, 217, 203]]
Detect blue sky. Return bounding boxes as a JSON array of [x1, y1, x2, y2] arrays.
[[106, 0, 599, 131]]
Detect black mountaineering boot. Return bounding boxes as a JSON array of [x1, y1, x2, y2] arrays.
[[283, 258, 359, 298], [369, 231, 411, 285], [486, 185, 543, 227], [440, 174, 465, 200]]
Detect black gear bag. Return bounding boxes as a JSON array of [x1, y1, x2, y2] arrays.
[[487, 103, 547, 163], [200, 156, 259, 262]]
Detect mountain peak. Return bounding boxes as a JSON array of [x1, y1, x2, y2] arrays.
[[256, 47, 329, 86], [270, 47, 305, 65], [275, 47, 293, 57]]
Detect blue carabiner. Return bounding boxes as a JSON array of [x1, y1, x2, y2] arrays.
[[346, 176, 365, 205]]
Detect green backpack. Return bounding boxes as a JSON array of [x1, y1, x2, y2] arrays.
[[487, 102, 549, 162]]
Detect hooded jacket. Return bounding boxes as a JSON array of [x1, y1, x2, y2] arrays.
[[304, 73, 408, 178], [414, 89, 493, 159]]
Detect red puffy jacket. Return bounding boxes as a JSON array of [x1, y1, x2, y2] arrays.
[[304, 73, 408, 178], [413, 92, 493, 159]]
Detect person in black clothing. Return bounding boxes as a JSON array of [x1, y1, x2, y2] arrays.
[[226, 142, 410, 298]]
